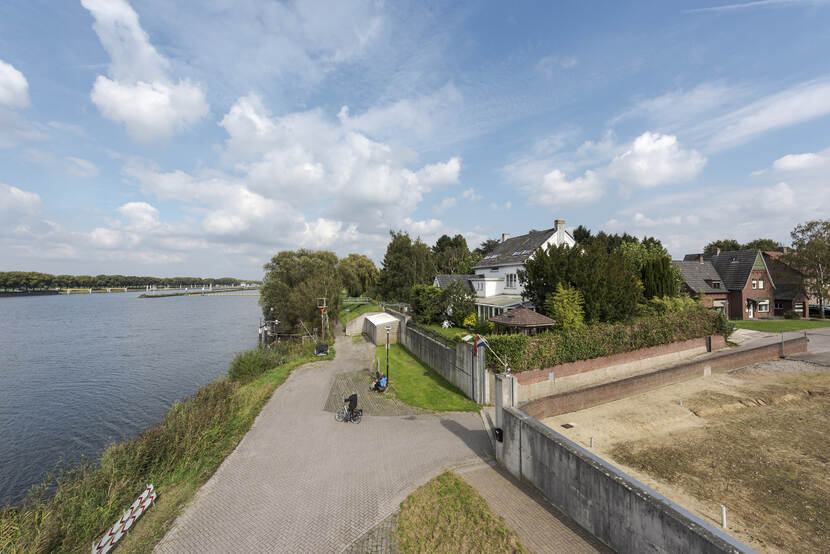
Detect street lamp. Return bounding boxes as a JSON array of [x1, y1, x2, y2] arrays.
[[385, 324, 391, 381]]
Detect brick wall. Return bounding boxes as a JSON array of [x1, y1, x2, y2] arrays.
[[522, 336, 807, 420]]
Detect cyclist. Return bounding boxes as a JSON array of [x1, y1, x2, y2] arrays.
[[344, 393, 358, 421]]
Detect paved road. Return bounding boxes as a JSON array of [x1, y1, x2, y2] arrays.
[[788, 326, 830, 366], [155, 330, 492, 553]]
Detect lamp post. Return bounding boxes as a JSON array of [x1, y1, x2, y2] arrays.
[[385, 324, 391, 381]]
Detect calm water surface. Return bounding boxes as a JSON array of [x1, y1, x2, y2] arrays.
[[0, 292, 261, 506]]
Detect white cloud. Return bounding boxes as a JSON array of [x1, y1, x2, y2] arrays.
[[688, 0, 825, 13], [461, 187, 482, 201], [118, 201, 160, 230], [82, 0, 208, 142], [772, 148, 829, 171], [761, 181, 796, 209], [0, 182, 40, 216], [536, 55, 577, 76], [433, 196, 456, 214], [708, 79, 830, 150], [538, 169, 604, 205], [608, 132, 706, 188], [0, 60, 30, 108], [416, 157, 461, 188], [65, 157, 100, 178], [490, 201, 512, 211]]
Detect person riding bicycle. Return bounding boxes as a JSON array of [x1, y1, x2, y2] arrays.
[[344, 393, 358, 421]]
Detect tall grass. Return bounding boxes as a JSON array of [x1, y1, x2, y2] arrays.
[[0, 342, 330, 553]]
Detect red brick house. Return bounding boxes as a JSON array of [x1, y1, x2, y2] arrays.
[[763, 252, 810, 316], [682, 249, 777, 320], [673, 257, 730, 313]]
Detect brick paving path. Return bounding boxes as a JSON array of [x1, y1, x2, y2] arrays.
[[342, 512, 397, 553], [456, 461, 613, 554], [323, 370, 426, 416], [155, 330, 491, 553]]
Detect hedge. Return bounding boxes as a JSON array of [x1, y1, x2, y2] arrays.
[[485, 306, 731, 372]]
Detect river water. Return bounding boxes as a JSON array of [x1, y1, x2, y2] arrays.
[[0, 291, 262, 507]]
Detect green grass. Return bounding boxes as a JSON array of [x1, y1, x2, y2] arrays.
[[395, 471, 525, 553], [0, 343, 332, 553], [423, 323, 470, 340], [731, 319, 830, 332], [339, 302, 383, 327], [377, 344, 478, 412]]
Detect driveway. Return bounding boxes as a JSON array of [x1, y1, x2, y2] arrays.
[[155, 330, 491, 553]]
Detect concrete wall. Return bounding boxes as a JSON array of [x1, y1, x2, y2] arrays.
[[496, 406, 752, 554], [522, 335, 807, 420], [514, 337, 721, 403], [346, 312, 382, 336]]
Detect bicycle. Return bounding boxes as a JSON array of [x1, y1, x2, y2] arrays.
[[335, 404, 362, 424]]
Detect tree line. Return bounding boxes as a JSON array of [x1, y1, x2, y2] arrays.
[[0, 271, 249, 291]]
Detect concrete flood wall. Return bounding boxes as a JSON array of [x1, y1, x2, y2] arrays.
[[514, 336, 725, 403], [385, 309, 489, 404], [496, 404, 752, 554], [522, 335, 808, 420]]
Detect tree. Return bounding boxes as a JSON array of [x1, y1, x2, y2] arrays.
[[260, 249, 342, 332], [642, 257, 679, 299], [572, 225, 592, 245], [785, 220, 830, 318], [409, 284, 444, 324], [443, 281, 476, 327], [473, 239, 502, 257], [432, 234, 471, 275], [376, 231, 435, 301], [544, 283, 585, 330], [338, 253, 378, 297], [742, 238, 780, 251], [704, 239, 741, 253]]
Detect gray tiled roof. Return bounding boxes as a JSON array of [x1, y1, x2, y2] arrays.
[[474, 227, 570, 269], [433, 274, 475, 292], [673, 261, 725, 294], [489, 307, 555, 327], [683, 250, 763, 291]]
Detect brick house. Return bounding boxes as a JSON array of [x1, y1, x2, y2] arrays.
[[673, 257, 730, 313], [681, 249, 777, 320], [763, 252, 810, 316]]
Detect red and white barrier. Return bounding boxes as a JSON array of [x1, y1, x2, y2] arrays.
[[92, 484, 158, 554]]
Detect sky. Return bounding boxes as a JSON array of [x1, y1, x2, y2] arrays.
[[1, 0, 829, 280]]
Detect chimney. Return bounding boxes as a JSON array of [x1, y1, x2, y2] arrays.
[[501, 233, 510, 242], [555, 219, 566, 243], [698, 254, 703, 264]]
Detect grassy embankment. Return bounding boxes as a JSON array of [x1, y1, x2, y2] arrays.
[[376, 344, 478, 412], [339, 301, 383, 327], [0, 344, 332, 553], [731, 319, 830, 332], [395, 471, 525, 553], [611, 372, 830, 553], [423, 323, 469, 340]]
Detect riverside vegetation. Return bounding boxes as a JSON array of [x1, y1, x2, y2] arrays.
[[0, 343, 332, 553]]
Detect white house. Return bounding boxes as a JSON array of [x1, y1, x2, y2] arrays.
[[470, 219, 575, 319]]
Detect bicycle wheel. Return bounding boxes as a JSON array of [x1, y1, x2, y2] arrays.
[[335, 407, 345, 422], [351, 411, 362, 424]]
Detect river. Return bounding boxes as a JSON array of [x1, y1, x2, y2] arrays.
[[0, 291, 262, 507]]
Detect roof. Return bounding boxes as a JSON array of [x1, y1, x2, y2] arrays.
[[774, 284, 808, 301], [673, 260, 725, 294], [489, 308, 555, 328], [433, 274, 475, 292], [365, 313, 398, 326], [474, 294, 526, 308], [682, 250, 768, 291], [474, 227, 568, 269]]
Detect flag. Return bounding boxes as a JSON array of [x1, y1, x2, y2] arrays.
[[473, 334, 488, 356]]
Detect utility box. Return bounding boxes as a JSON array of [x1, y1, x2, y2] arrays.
[[363, 313, 400, 345], [494, 428, 504, 442]]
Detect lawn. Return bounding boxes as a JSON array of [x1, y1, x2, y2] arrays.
[[339, 302, 383, 326], [377, 344, 478, 412], [423, 323, 469, 341], [395, 471, 525, 553], [731, 318, 830, 332]]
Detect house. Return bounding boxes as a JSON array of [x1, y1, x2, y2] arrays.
[[489, 307, 555, 335], [681, 249, 777, 320], [432, 274, 476, 293], [471, 219, 575, 319], [673, 256, 730, 313], [762, 251, 810, 316]]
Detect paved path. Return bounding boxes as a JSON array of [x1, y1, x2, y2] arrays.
[[156, 330, 492, 553]]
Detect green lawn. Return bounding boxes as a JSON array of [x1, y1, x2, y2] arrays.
[[731, 319, 830, 332], [339, 302, 383, 326], [377, 344, 478, 412], [423, 323, 470, 340]]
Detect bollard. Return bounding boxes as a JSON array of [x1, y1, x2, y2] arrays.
[[721, 504, 727, 528], [589, 436, 594, 448], [680, 400, 683, 407]]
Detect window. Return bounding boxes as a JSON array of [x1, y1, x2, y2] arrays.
[[758, 300, 770, 313], [775, 302, 783, 310], [506, 274, 517, 288], [758, 279, 764, 289], [712, 281, 720, 289], [752, 279, 757, 289]]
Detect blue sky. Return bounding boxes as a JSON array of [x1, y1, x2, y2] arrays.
[[1, 0, 829, 279]]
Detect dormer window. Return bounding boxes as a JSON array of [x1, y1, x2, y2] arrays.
[[712, 281, 720, 289]]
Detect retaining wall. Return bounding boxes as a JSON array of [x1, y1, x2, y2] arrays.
[[497, 405, 752, 553], [514, 336, 726, 403], [523, 336, 807, 420]]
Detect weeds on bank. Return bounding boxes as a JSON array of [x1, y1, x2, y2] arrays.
[[395, 471, 525, 553], [339, 302, 383, 327], [0, 342, 331, 553]]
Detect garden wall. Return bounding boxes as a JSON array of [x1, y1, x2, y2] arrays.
[[514, 336, 726, 403]]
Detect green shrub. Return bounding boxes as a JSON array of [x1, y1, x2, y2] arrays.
[[462, 313, 477, 328], [784, 310, 801, 320], [474, 315, 493, 335], [482, 334, 529, 372], [544, 283, 585, 330], [228, 343, 312, 383]]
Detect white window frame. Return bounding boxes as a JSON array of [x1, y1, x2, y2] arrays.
[[758, 279, 764, 289], [758, 300, 770, 313], [505, 274, 517, 288], [752, 279, 757, 289]]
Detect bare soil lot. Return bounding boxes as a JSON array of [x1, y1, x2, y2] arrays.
[[541, 360, 830, 553]]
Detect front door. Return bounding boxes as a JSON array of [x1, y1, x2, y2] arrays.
[[747, 299, 754, 319]]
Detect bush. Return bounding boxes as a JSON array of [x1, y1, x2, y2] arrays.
[[544, 283, 585, 331], [462, 313, 477, 328], [228, 343, 311, 383], [484, 304, 726, 372], [784, 310, 801, 320], [474, 315, 493, 335]]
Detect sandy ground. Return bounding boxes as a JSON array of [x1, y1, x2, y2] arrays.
[[541, 359, 830, 553]]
